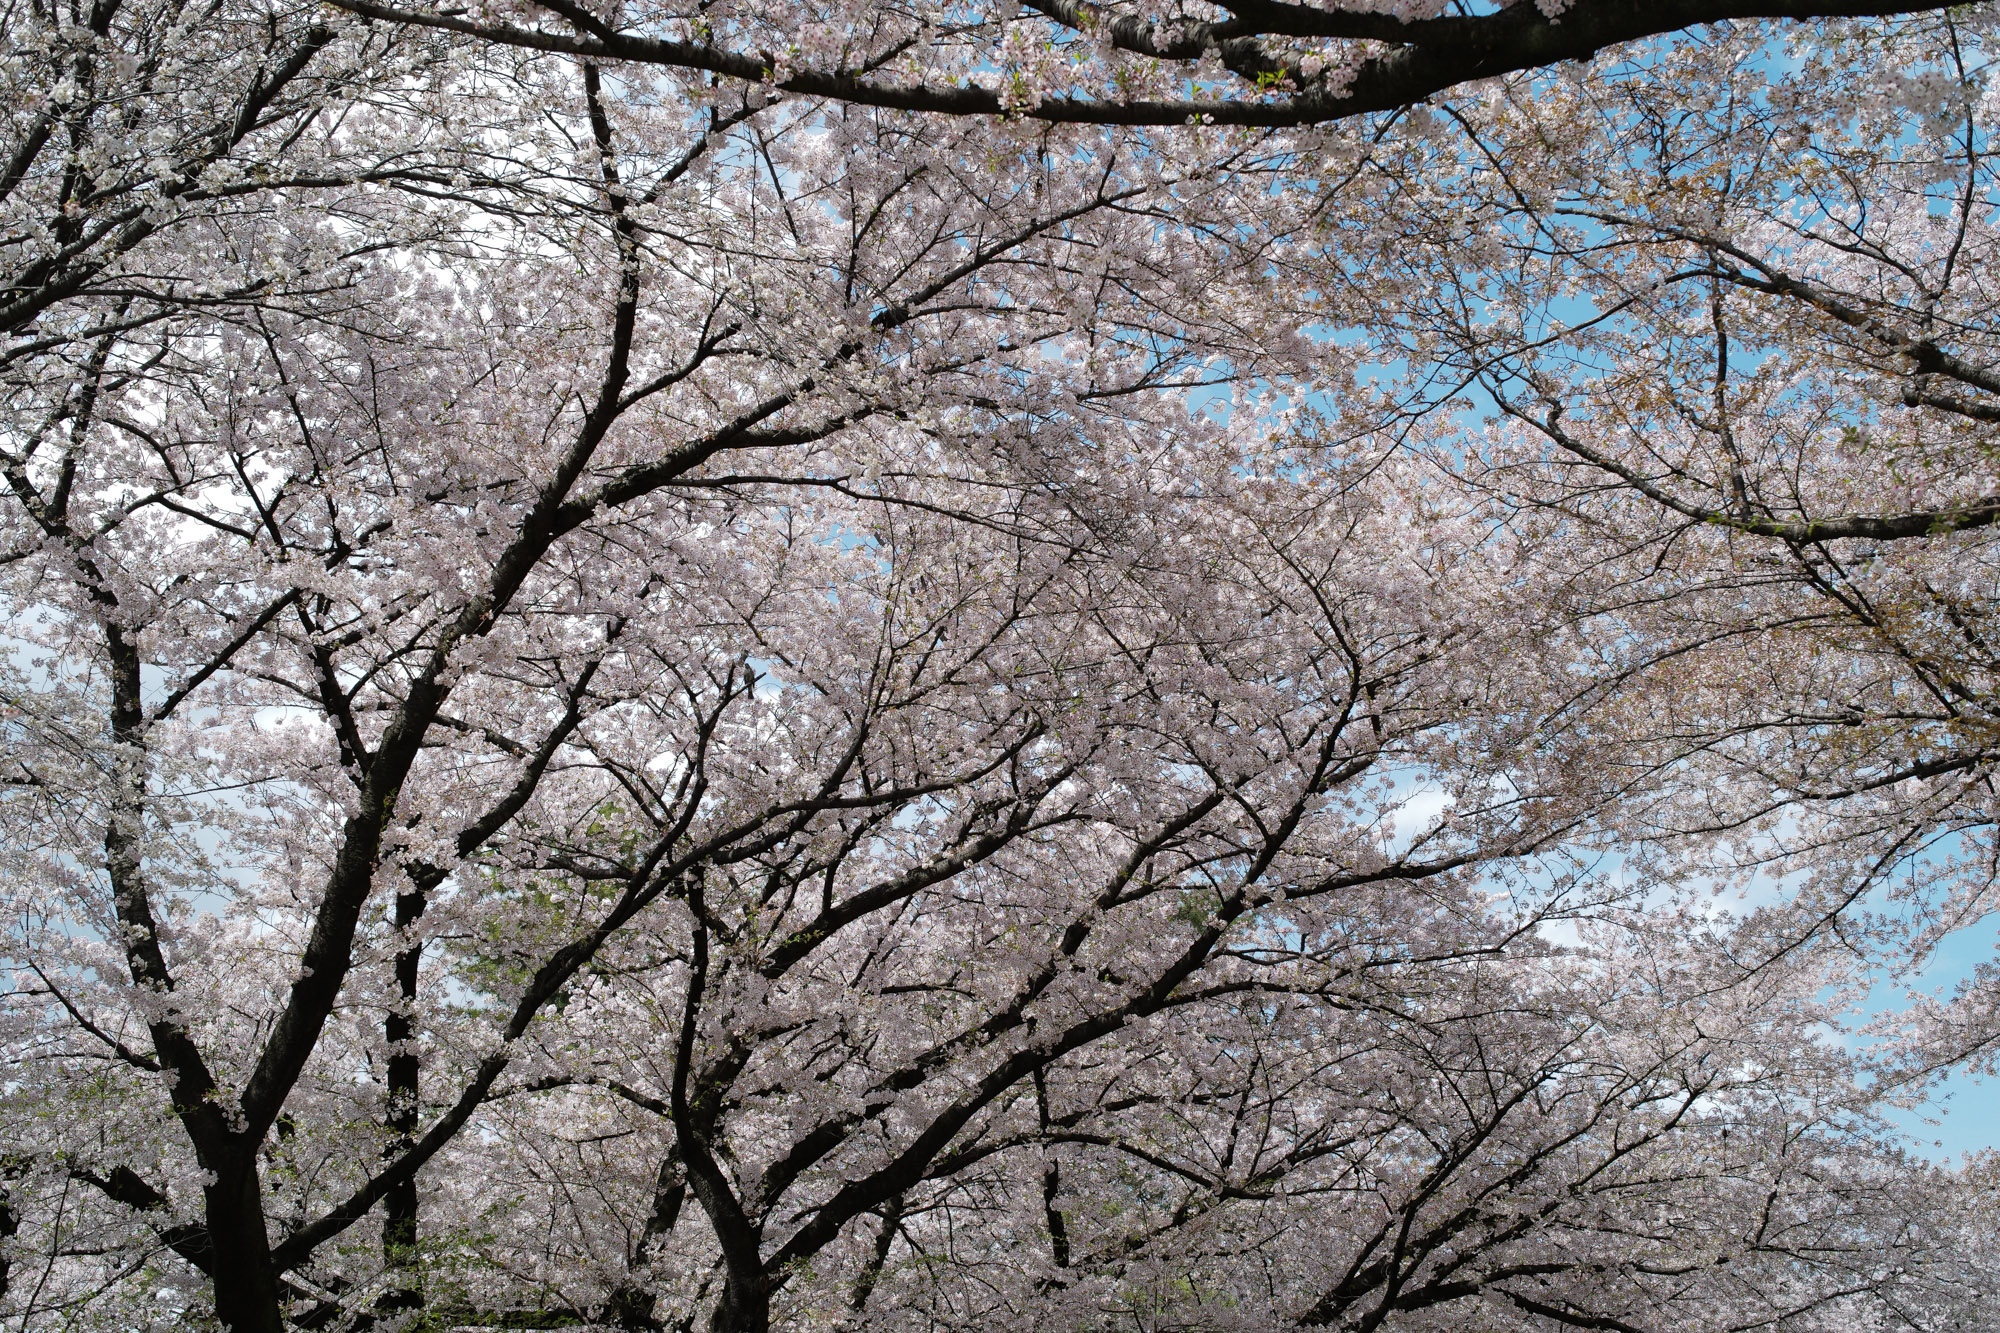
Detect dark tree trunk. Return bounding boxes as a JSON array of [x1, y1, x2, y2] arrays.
[[706, 1280, 770, 1333], [0, 1171, 16, 1301], [205, 1159, 285, 1333], [380, 883, 427, 1319]]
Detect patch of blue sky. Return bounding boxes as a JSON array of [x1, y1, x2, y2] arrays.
[[1869, 917, 2000, 1160]]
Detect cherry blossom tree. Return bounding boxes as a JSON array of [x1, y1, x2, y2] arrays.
[[431, 902, 2000, 1332], [1320, 4, 2000, 1092], [5, 3, 2000, 1333]]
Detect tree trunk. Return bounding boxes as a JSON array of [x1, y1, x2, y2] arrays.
[[0, 1171, 16, 1302], [380, 883, 427, 1319], [205, 1159, 284, 1333], [706, 1279, 770, 1333]]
